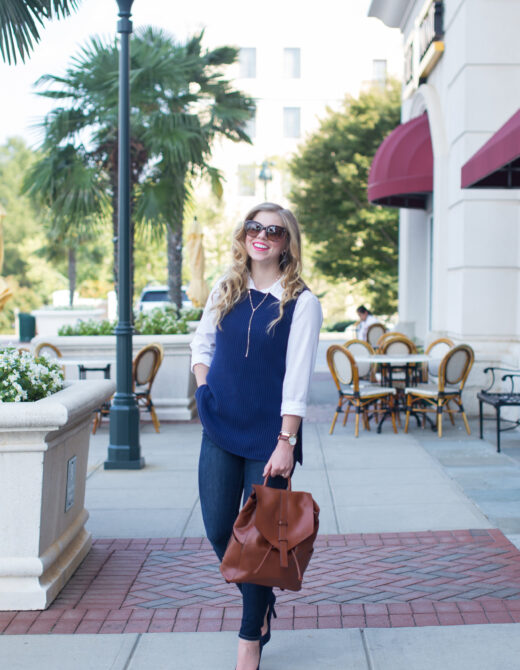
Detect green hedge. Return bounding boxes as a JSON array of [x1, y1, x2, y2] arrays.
[[58, 306, 203, 336]]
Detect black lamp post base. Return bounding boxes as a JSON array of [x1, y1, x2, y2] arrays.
[[104, 456, 145, 470], [105, 403, 145, 470]]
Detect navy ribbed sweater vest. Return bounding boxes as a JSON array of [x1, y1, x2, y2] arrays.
[[195, 289, 302, 463]]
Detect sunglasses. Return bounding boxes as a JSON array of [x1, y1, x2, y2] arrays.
[[244, 220, 288, 241]]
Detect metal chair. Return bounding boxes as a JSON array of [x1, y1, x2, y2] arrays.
[[327, 344, 397, 437], [478, 367, 520, 452], [404, 344, 474, 438], [366, 322, 386, 349], [133, 342, 164, 433]]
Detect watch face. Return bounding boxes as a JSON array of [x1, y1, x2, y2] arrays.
[[288, 435, 297, 446]]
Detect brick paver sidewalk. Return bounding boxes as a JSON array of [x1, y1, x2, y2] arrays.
[[2, 530, 520, 635]]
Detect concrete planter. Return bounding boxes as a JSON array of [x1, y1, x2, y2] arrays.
[[0, 379, 115, 610], [32, 334, 197, 421], [31, 308, 106, 337]]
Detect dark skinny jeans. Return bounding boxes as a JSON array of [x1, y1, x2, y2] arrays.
[[198, 431, 287, 640]]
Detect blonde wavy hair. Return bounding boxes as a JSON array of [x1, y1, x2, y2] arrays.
[[213, 202, 306, 331]]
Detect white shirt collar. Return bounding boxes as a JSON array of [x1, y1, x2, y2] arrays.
[[247, 275, 283, 300]]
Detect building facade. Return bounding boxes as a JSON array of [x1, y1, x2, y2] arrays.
[[194, 0, 403, 220], [368, 0, 520, 406]]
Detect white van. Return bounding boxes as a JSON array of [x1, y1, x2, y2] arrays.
[[137, 285, 192, 313]]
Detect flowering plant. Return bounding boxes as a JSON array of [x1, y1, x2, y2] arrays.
[[0, 347, 64, 402]]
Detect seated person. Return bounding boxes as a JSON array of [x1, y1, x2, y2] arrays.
[[355, 305, 377, 341]]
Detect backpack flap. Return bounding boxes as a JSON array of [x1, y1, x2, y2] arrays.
[[253, 485, 316, 567]]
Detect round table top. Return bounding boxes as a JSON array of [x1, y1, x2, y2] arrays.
[[58, 358, 114, 367], [353, 353, 433, 365]]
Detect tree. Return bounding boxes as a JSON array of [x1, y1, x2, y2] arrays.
[[0, 0, 80, 64], [0, 137, 64, 331], [23, 143, 109, 306], [132, 28, 254, 308], [35, 28, 254, 308], [289, 82, 401, 314]]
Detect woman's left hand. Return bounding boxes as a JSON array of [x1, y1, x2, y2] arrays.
[[263, 441, 294, 479]]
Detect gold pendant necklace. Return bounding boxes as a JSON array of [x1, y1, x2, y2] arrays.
[[245, 290, 269, 358]]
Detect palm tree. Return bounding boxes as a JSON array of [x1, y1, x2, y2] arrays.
[[133, 28, 255, 307], [23, 143, 109, 306], [36, 35, 147, 300], [0, 0, 81, 64], [35, 28, 254, 308]]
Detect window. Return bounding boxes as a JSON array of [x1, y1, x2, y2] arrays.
[[373, 59, 387, 88], [245, 110, 256, 139], [238, 165, 256, 196], [239, 48, 256, 78], [283, 107, 301, 138], [284, 48, 301, 78]]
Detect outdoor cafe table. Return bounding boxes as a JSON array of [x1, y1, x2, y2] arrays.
[[352, 353, 437, 432], [59, 358, 114, 380], [353, 353, 432, 387]]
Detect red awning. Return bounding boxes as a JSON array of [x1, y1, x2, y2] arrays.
[[368, 113, 433, 209], [461, 109, 520, 188]]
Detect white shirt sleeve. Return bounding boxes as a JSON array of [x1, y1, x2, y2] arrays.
[[190, 281, 221, 370], [281, 291, 323, 417]]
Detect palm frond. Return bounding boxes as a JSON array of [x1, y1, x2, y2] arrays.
[[0, 0, 81, 65]]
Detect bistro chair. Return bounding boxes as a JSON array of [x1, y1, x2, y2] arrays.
[[366, 322, 386, 349], [33, 341, 65, 376], [342, 338, 375, 383], [133, 342, 164, 433], [92, 343, 164, 434], [327, 344, 397, 437], [380, 335, 417, 356], [376, 331, 407, 351], [377, 334, 418, 389], [404, 344, 474, 438], [34, 342, 62, 359], [422, 337, 454, 382]]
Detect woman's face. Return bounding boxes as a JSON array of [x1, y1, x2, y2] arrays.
[[244, 210, 288, 268]]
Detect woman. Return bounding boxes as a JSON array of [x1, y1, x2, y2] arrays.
[[191, 202, 322, 670], [355, 304, 378, 341]]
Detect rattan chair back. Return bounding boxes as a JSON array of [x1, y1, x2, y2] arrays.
[[34, 342, 62, 359], [376, 331, 406, 350], [343, 339, 374, 379], [133, 343, 163, 389], [327, 345, 359, 392], [380, 335, 417, 355], [425, 338, 454, 378], [439, 344, 474, 392], [366, 323, 386, 348]]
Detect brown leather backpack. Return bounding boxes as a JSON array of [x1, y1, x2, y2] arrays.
[[220, 478, 320, 592]]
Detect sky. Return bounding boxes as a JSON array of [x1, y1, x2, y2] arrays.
[[0, 0, 403, 148]]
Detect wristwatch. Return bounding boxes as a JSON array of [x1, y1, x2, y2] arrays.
[[278, 431, 297, 446]]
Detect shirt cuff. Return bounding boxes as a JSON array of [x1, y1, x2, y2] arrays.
[[280, 401, 307, 418], [190, 353, 213, 373]]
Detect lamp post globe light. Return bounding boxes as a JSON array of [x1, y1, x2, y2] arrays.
[[105, 0, 144, 470], [258, 160, 273, 200]]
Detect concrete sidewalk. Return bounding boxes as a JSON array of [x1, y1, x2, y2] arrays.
[[83, 421, 491, 539], [3, 625, 520, 669], [2, 386, 520, 669]]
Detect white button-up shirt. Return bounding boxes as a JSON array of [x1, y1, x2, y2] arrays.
[[190, 277, 323, 417]]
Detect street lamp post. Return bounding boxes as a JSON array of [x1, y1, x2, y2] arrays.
[[104, 0, 144, 470], [258, 160, 273, 201]]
